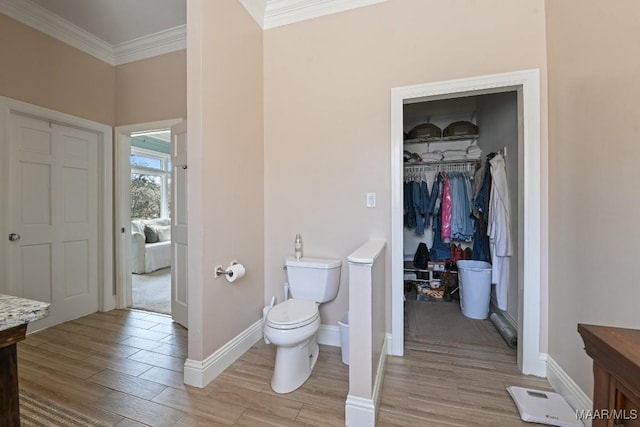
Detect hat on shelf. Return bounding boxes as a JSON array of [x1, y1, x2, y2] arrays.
[[407, 123, 442, 140], [443, 121, 478, 138]]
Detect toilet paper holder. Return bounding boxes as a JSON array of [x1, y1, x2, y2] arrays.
[[215, 260, 239, 278], [215, 266, 231, 277]]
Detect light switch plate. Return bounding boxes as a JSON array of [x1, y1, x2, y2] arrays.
[[366, 192, 376, 208]]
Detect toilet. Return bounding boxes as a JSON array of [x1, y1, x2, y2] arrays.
[[264, 256, 341, 394]]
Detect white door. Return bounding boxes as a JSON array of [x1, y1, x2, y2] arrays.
[[170, 121, 188, 328], [7, 114, 99, 330]]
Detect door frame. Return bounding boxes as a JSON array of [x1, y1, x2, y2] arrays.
[[0, 96, 114, 312], [390, 69, 546, 377], [114, 119, 182, 309]]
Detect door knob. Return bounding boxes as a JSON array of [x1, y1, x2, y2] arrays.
[[8, 233, 20, 241]]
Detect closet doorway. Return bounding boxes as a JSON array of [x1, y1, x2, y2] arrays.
[[0, 97, 115, 330], [390, 70, 545, 377]]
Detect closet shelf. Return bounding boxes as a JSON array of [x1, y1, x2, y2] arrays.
[[404, 134, 479, 145]]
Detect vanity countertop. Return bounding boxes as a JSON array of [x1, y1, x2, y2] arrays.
[[0, 294, 50, 331]]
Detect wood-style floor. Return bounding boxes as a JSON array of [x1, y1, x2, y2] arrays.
[[17, 308, 552, 426]]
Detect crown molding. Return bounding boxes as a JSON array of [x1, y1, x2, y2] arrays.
[[0, 0, 115, 64], [238, 0, 266, 28], [113, 25, 186, 66], [263, 0, 388, 30], [0, 0, 186, 66], [1, 0, 387, 63]]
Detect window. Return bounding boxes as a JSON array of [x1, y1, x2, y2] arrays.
[[131, 154, 162, 169], [130, 143, 171, 220]]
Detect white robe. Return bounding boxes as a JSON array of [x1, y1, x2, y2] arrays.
[[487, 154, 512, 311]]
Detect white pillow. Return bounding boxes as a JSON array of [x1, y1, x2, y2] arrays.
[[156, 225, 171, 242]]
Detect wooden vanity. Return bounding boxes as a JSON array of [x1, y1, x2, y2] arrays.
[[0, 294, 50, 426], [578, 324, 640, 427]]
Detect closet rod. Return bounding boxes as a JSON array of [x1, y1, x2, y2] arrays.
[[403, 159, 480, 167]]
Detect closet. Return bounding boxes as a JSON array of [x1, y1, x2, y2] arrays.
[[402, 92, 520, 344]]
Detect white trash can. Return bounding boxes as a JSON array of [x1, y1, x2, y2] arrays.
[[457, 260, 492, 320], [338, 312, 349, 365]]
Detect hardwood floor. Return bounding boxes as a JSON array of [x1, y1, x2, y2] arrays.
[[17, 308, 552, 426]]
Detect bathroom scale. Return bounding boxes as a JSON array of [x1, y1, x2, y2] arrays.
[[507, 386, 582, 427]]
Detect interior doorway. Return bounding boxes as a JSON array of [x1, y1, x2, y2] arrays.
[[114, 119, 183, 319], [129, 129, 173, 314], [390, 70, 546, 377]]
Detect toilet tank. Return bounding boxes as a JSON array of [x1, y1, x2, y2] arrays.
[[285, 256, 342, 303]]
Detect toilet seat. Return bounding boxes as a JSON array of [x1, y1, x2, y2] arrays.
[[266, 299, 319, 330]]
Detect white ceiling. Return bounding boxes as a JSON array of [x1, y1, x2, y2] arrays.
[[29, 0, 186, 46], [0, 0, 387, 64]]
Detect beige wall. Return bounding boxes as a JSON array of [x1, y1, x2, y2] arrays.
[[0, 13, 115, 125], [188, 0, 264, 360], [546, 0, 640, 398], [0, 13, 186, 128], [115, 50, 187, 126], [263, 0, 548, 328]]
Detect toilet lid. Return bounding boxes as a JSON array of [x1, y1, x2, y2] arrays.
[[266, 299, 319, 330]]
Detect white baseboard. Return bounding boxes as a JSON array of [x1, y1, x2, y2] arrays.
[[544, 354, 592, 427], [523, 352, 547, 378], [345, 395, 375, 427], [372, 334, 389, 410], [317, 325, 391, 351], [345, 334, 389, 427], [183, 319, 262, 388], [318, 324, 341, 347], [183, 321, 344, 387]]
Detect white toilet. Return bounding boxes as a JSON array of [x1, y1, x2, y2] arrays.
[[264, 256, 341, 394]]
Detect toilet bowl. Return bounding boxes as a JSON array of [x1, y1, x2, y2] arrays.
[[264, 298, 321, 393], [264, 256, 341, 394]]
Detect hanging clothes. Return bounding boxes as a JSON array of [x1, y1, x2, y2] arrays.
[[428, 175, 441, 228], [418, 179, 431, 234], [430, 173, 451, 261], [441, 174, 452, 242], [472, 161, 486, 213], [472, 160, 491, 262], [462, 173, 474, 239], [404, 181, 416, 229], [449, 172, 474, 242], [403, 175, 430, 236], [411, 180, 422, 232], [488, 153, 512, 311], [404, 165, 476, 261]]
